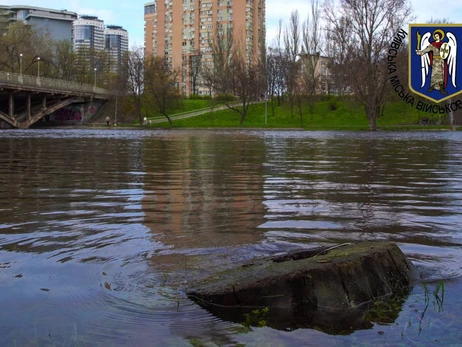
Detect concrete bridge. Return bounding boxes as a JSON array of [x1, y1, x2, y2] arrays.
[[0, 71, 111, 129]]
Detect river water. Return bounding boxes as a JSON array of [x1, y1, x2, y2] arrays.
[[0, 129, 461, 346]]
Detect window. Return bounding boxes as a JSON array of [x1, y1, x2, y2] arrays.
[[144, 4, 156, 15]]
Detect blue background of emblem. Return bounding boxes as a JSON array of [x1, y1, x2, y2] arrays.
[[409, 25, 462, 102]]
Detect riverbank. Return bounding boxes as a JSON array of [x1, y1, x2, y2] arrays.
[[85, 122, 460, 132], [112, 97, 460, 131]]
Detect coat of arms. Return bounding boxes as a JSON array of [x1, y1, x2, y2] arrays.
[[409, 24, 461, 103]]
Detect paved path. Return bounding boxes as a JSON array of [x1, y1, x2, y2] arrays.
[[147, 103, 234, 124]]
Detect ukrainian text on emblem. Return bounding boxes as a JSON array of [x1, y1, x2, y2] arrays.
[[409, 24, 461, 103]]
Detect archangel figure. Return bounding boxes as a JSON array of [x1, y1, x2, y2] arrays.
[[415, 29, 457, 95]]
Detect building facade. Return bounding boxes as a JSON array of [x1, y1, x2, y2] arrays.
[[105, 25, 129, 72], [144, 0, 265, 95], [73, 16, 129, 74], [0, 5, 77, 42], [73, 15, 105, 52], [299, 53, 335, 95]]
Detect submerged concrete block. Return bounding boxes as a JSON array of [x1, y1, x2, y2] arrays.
[[187, 242, 415, 331]]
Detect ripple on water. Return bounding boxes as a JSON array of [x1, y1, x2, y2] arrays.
[[2, 130, 462, 345]]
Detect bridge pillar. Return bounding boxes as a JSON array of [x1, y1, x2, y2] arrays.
[[8, 92, 14, 117], [42, 95, 46, 110], [80, 106, 85, 124], [27, 92, 31, 120]]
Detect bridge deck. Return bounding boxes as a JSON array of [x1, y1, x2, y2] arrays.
[[0, 72, 111, 129], [0, 71, 110, 99]]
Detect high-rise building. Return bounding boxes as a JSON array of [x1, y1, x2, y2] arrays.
[[144, 0, 265, 95], [73, 15, 105, 52], [0, 5, 77, 42], [73, 16, 129, 74], [105, 25, 129, 72]]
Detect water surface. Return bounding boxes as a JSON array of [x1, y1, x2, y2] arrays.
[[1, 129, 462, 346]]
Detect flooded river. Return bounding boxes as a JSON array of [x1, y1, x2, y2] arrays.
[[0, 129, 461, 346]]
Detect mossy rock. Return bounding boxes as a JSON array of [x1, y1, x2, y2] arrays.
[[187, 242, 416, 332]]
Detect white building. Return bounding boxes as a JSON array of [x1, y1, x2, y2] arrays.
[[73, 15, 105, 52]]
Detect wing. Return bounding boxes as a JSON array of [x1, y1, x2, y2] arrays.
[[447, 32, 457, 88], [420, 32, 431, 88]]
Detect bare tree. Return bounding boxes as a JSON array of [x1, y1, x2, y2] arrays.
[[283, 11, 302, 118], [107, 51, 129, 124], [144, 56, 182, 126], [324, 22, 352, 96], [301, 0, 323, 121], [202, 27, 234, 95], [266, 21, 288, 113], [126, 46, 145, 124], [189, 52, 202, 96], [266, 47, 280, 115], [324, 0, 413, 130], [202, 26, 264, 126], [225, 37, 263, 126]]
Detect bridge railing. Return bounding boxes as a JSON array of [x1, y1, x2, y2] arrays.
[[0, 71, 110, 96]]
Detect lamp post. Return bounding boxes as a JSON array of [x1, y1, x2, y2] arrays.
[[19, 53, 23, 76], [37, 57, 40, 79], [94, 68, 97, 88]]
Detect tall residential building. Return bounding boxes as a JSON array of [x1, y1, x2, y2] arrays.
[[144, 0, 266, 95], [105, 25, 129, 72], [0, 5, 77, 42], [73, 15, 105, 52]]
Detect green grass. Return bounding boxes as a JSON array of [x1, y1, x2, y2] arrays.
[[140, 96, 455, 130], [142, 98, 212, 118]]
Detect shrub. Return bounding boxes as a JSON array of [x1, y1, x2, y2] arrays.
[[329, 101, 338, 110], [188, 94, 212, 100], [215, 94, 237, 103]]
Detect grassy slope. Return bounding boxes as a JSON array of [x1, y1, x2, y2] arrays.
[[143, 98, 212, 116], [146, 96, 449, 130]]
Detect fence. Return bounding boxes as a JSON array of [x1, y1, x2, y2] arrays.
[[0, 71, 110, 96]]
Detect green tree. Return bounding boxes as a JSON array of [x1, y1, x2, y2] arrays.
[[0, 21, 53, 74], [52, 39, 77, 80]]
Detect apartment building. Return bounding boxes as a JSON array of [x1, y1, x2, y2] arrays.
[[73, 15, 105, 52], [0, 5, 77, 42], [144, 0, 266, 95], [105, 25, 129, 72], [299, 53, 335, 95]]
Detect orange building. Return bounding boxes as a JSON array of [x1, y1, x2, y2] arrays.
[[144, 0, 265, 95]]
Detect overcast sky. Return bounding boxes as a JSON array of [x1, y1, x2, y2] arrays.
[[3, 0, 462, 48]]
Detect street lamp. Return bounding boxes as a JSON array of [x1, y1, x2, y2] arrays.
[[94, 68, 97, 88], [37, 57, 40, 79], [19, 53, 23, 76]]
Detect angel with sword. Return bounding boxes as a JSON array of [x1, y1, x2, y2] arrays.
[[415, 29, 457, 95]]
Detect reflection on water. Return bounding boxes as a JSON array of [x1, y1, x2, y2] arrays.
[[1, 129, 462, 345]]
